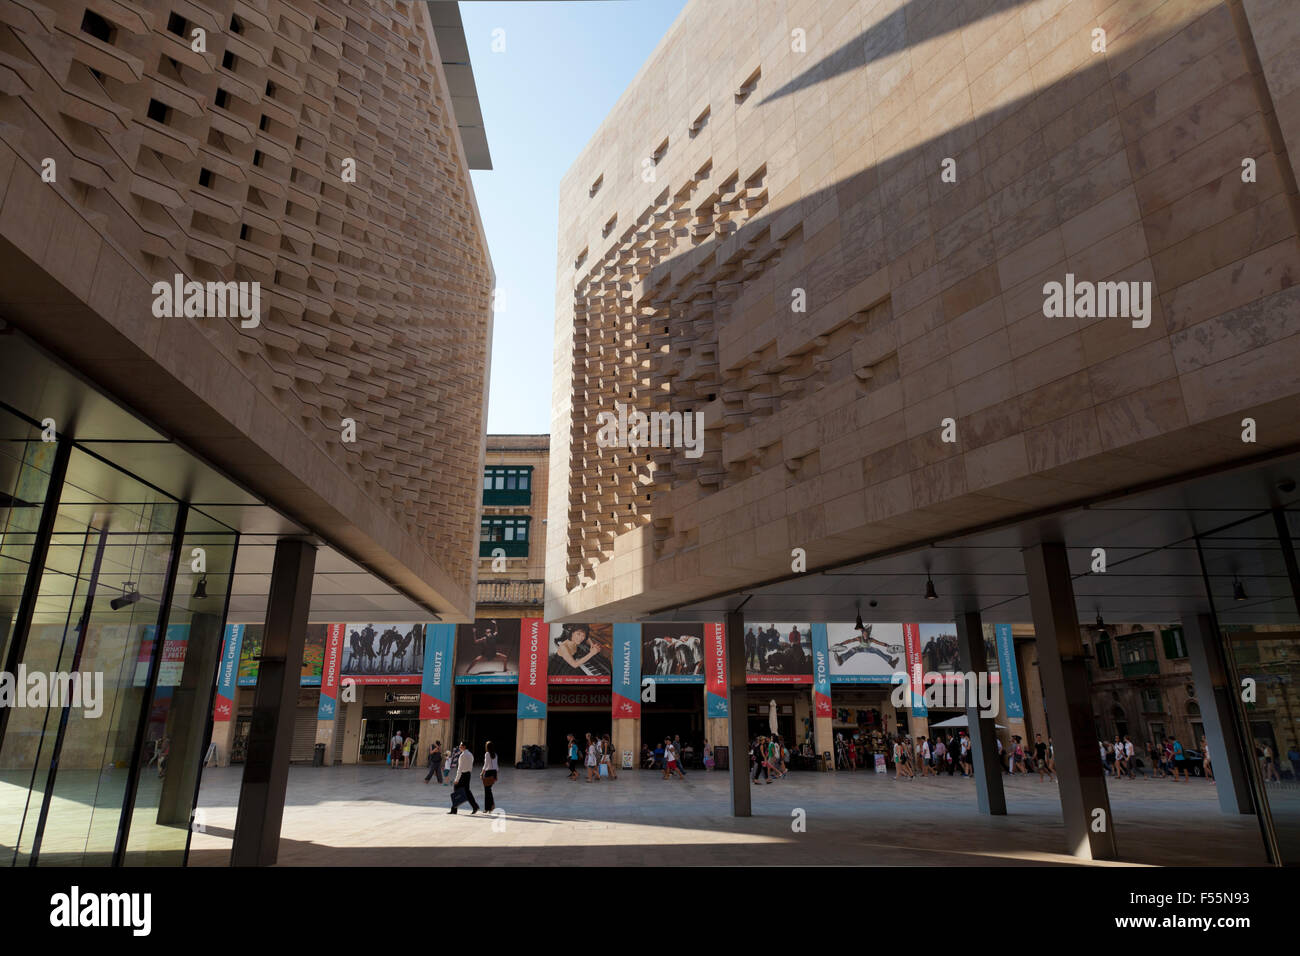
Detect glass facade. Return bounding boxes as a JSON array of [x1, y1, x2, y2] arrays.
[[0, 404, 236, 866]]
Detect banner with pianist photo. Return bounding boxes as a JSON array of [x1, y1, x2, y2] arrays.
[[547, 622, 613, 684]]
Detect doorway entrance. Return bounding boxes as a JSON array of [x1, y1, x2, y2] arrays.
[[359, 706, 419, 763]]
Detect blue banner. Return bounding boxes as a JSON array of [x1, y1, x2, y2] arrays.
[[420, 624, 456, 720], [810, 623, 832, 717], [214, 624, 243, 721], [611, 623, 641, 718], [995, 623, 1024, 719]]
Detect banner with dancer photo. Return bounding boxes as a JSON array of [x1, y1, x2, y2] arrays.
[[316, 623, 345, 720], [742, 622, 813, 684], [517, 618, 548, 718], [548, 622, 612, 684], [810, 623, 832, 717], [342, 622, 427, 685], [641, 623, 706, 683], [419, 624, 456, 720], [214, 624, 243, 721], [826, 622, 907, 683], [903, 622, 928, 717], [454, 618, 521, 684], [611, 623, 641, 718], [704, 623, 728, 718], [995, 622, 1024, 719]]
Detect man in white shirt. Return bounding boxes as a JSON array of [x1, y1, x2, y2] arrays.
[[449, 742, 480, 814]]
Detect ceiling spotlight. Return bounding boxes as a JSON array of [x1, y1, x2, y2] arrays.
[[111, 583, 141, 611], [924, 575, 937, 601], [1233, 578, 1247, 602], [193, 575, 208, 600]]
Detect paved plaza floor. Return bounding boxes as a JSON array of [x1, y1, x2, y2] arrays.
[[187, 764, 1287, 866]]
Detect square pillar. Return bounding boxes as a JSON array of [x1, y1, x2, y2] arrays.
[[724, 610, 751, 816], [1182, 614, 1253, 814], [954, 611, 1006, 815], [231, 539, 316, 866], [1023, 542, 1117, 860]]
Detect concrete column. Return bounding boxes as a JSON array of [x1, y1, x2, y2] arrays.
[[516, 716, 545, 764], [724, 609, 751, 816], [1024, 542, 1116, 860], [341, 699, 363, 764], [158, 611, 223, 825], [813, 715, 834, 771], [1182, 614, 1253, 814], [314, 718, 336, 765], [612, 717, 637, 771], [954, 611, 1006, 815], [705, 715, 728, 770], [231, 538, 316, 866]]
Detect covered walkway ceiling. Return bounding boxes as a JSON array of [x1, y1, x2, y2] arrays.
[[643, 453, 1300, 628]]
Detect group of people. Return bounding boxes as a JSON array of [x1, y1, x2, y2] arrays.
[[750, 734, 791, 783], [743, 625, 810, 674], [1099, 734, 1209, 781], [566, 732, 621, 782], [387, 729, 420, 769], [889, 732, 982, 779], [642, 735, 707, 772], [422, 740, 498, 815]]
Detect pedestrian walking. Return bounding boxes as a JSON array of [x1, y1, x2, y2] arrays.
[[449, 742, 480, 814], [752, 736, 769, 783], [566, 733, 580, 780], [585, 733, 599, 783], [481, 740, 499, 813], [425, 741, 443, 784]]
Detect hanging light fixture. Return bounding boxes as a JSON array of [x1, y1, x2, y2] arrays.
[[1094, 612, 1106, 632], [854, 603, 863, 631], [193, 575, 208, 600], [1233, 578, 1247, 602], [111, 518, 142, 611], [924, 574, 937, 601]]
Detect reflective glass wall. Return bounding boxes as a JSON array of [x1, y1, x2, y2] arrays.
[[0, 404, 236, 866]]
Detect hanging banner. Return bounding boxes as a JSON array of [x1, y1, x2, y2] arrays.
[[517, 617, 548, 719], [548, 622, 613, 684], [903, 622, 928, 717], [743, 622, 813, 684], [454, 618, 521, 684], [316, 623, 345, 720], [826, 622, 906, 683], [810, 623, 832, 718], [641, 623, 705, 683], [995, 623, 1024, 719], [419, 623, 456, 720], [343, 622, 426, 685], [704, 623, 728, 718], [611, 623, 641, 718], [214, 624, 243, 722]]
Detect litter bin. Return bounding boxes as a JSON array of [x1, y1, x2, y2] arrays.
[[714, 745, 729, 771], [312, 743, 326, 767]]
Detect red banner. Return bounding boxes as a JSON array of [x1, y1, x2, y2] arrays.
[[903, 622, 927, 717]]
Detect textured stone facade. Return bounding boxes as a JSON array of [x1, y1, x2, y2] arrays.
[[549, 0, 1300, 622], [0, 1, 492, 618]]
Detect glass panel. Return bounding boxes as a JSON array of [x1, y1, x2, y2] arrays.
[[123, 511, 236, 865], [1223, 625, 1300, 863], [0, 447, 179, 866], [0, 411, 56, 668]]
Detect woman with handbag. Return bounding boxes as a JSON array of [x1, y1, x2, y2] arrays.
[[481, 741, 499, 812], [601, 733, 617, 779]]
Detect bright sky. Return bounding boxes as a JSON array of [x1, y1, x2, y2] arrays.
[[461, 0, 690, 434]]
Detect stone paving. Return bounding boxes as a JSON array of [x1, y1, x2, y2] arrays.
[[187, 764, 1286, 866]]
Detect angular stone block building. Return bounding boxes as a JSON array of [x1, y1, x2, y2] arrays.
[[549, 0, 1300, 622]]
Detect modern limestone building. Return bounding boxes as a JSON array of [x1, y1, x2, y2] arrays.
[[550, 0, 1300, 862], [0, 1, 492, 864]]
